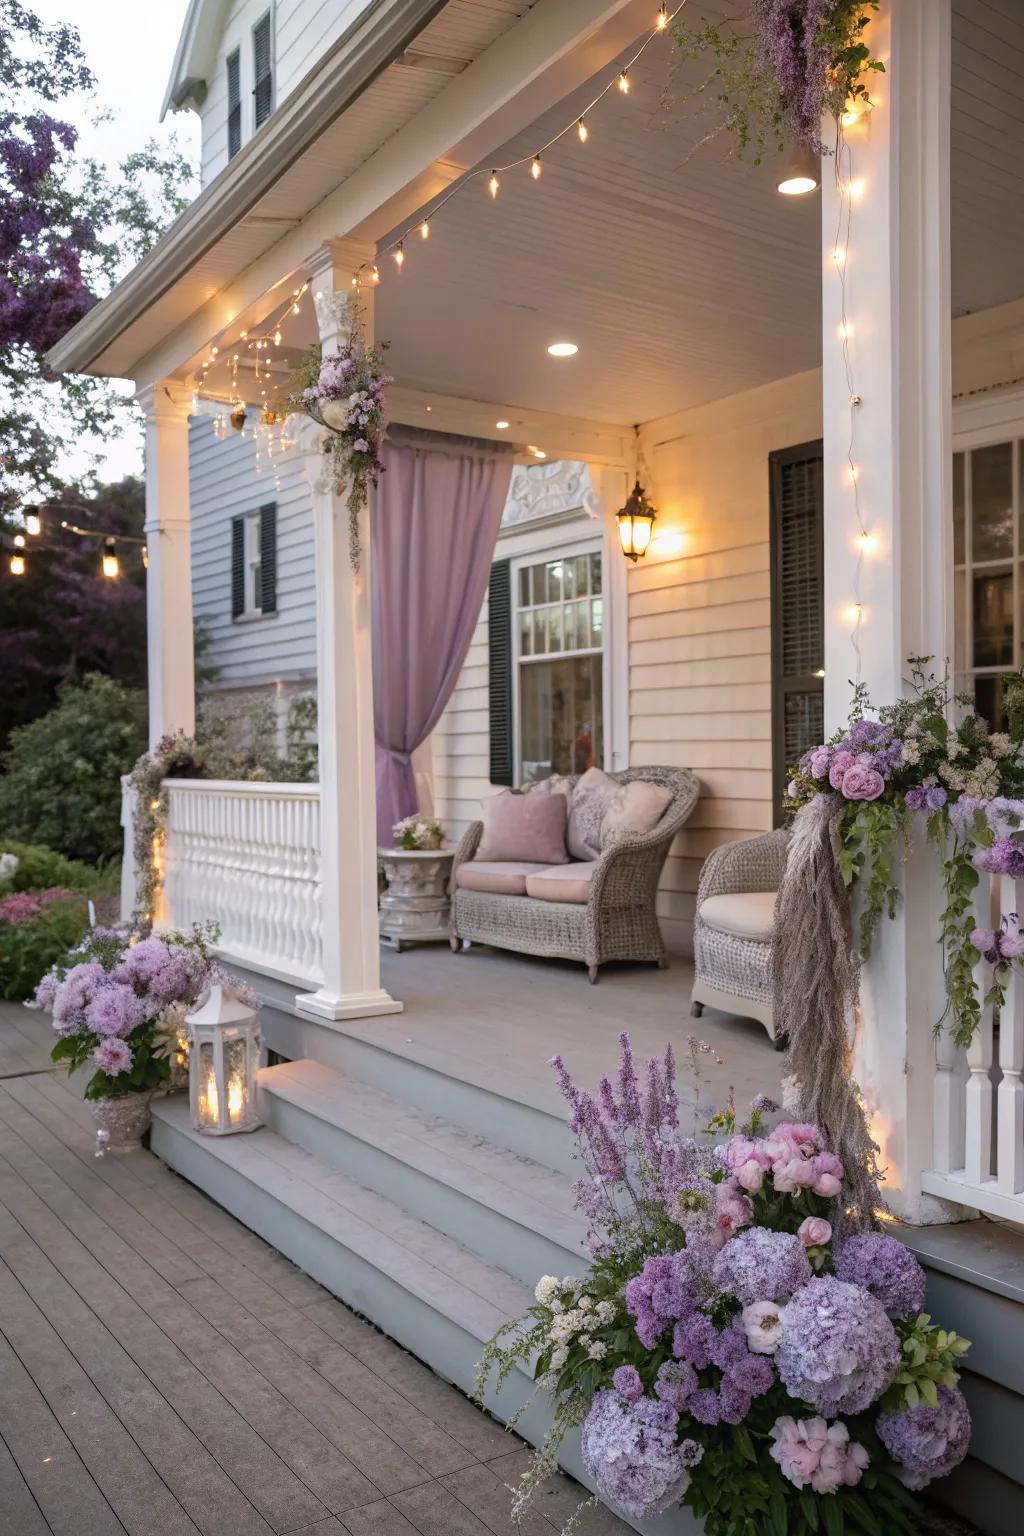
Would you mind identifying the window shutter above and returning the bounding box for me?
[259,502,277,615]
[253,13,273,128]
[488,560,514,786]
[769,441,824,818]
[227,49,241,159]
[231,515,245,618]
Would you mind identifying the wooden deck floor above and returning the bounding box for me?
[0,1004,628,1536]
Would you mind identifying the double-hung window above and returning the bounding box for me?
[231,504,277,620]
[954,438,1020,727]
[513,548,604,781]
[253,12,274,130]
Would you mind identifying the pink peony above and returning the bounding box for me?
[92,1037,134,1076]
[713,1182,753,1240]
[798,1216,833,1247]
[812,1151,844,1197]
[770,1416,869,1495]
[809,749,832,779]
[840,765,885,801]
[772,1156,819,1193]
[741,1300,784,1354]
[735,1159,766,1193]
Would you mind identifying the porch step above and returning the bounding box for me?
[257,1059,588,1284]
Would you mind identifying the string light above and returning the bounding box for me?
[24,508,41,537]
[617,71,630,94]
[101,538,120,579]
[371,264,380,284]
[577,118,589,143]
[488,171,499,198]
[13,533,25,548]
[832,124,869,677]
[393,242,405,267]
[657,5,670,29]
[419,219,430,239]
[531,155,542,180]
[9,553,25,576]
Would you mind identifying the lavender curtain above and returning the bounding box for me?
[371,427,513,844]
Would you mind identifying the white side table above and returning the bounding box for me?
[378,846,455,950]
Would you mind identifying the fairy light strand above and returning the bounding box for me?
[831,130,867,680]
[350,4,688,285]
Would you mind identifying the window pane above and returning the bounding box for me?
[590,552,602,595]
[975,675,1009,733]
[532,563,548,605]
[953,453,965,565]
[546,561,563,602]
[591,597,604,647]
[972,443,1013,561]
[519,609,532,657]
[570,599,587,651]
[252,562,262,611]
[547,605,563,652]
[973,569,1013,666]
[519,567,531,606]
[520,655,604,778]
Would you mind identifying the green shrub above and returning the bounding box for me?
[0,674,147,864]
[0,897,91,1000]
[0,840,97,893]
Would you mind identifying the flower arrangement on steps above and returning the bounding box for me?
[288,295,393,571]
[478,1036,970,1536]
[31,922,256,1153]
[787,657,1024,1046]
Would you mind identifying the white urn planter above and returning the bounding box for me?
[378,846,455,950]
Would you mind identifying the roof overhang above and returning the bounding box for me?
[161,0,230,116]
[51,0,449,376]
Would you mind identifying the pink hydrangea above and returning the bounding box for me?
[770,1416,869,1494]
[92,1037,134,1076]
[51,962,108,1037]
[86,983,146,1039]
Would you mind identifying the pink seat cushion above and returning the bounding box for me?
[524,863,597,905]
[456,861,552,896]
[475,790,569,864]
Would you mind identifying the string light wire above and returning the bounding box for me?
[831,129,867,681]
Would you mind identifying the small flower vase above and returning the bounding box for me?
[320,399,348,431]
[91,1090,153,1158]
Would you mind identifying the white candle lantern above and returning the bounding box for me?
[187,985,263,1135]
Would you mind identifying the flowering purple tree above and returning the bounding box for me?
[0,2,196,503]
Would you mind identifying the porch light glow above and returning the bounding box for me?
[531,155,542,180]
[9,553,25,576]
[577,118,588,143]
[419,220,430,239]
[776,144,820,195]
[616,479,657,562]
[656,6,669,29]
[101,538,119,579]
[495,420,510,429]
[547,342,578,357]
[393,242,405,268]
[187,985,262,1136]
[24,507,41,536]
[371,264,380,284]
[489,171,499,197]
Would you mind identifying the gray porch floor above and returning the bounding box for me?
[371,944,782,1125]
[0,1003,629,1536]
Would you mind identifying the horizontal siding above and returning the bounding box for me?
[189,414,317,688]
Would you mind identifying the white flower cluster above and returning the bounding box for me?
[534,1275,616,1369]
[392,814,444,849]
[0,851,19,887]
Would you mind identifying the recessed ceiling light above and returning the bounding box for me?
[495,420,510,429]
[547,342,578,357]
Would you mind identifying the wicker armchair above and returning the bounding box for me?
[691,829,789,1045]
[449,766,700,982]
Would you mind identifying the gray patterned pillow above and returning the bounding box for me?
[567,767,619,861]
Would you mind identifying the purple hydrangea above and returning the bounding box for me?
[580,1389,702,1520]
[624,1245,713,1348]
[114,936,174,985]
[51,962,108,1037]
[712,1227,812,1305]
[776,1276,900,1415]
[85,983,146,1040]
[973,836,1024,879]
[672,1314,774,1425]
[835,1233,927,1318]
[92,1037,134,1076]
[612,1365,644,1403]
[877,1385,971,1490]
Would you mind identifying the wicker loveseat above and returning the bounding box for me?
[691,829,789,1045]
[449,766,699,982]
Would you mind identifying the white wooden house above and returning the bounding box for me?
[49,3,1024,1529]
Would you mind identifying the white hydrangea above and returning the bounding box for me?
[901,740,921,766]
[595,1300,617,1323]
[550,1346,568,1369]
[588,1340,608,1360]
[534,1275,561,1306]
[578,1295,593,1312]
[0,851,18,886]
[990,732,1014,759]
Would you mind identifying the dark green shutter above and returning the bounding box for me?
[253,12,273,127]
[259,502,277,614]
[227,49,241,159]
[231,516,245,617]
[770,440,824,819]
[488,560,514,786]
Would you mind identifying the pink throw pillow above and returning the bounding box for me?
[475,791,570,864]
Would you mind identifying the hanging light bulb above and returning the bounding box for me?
[13,533,25,548]
[577,118,588,143]
[101,538,120,579]
[142,545,149,570]
[393,242,405,268]
[531,155,542,180]
[24,507,41,537]
[9,553,26,577]
[419,219,430,240]
[370,264,380,284]
[656,4,670,29]
[488,171,500,198]
[273,329,282,346]
[617,71,630,94]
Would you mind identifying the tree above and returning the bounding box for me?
[0,1,197,504]
[0,477,148,748]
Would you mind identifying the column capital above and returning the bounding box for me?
[303,237,376,288]
[136,379,193,422]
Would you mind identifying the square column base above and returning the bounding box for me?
[294,987,404,1022]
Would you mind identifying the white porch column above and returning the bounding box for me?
[295,239,402,1022]
[822,0,960,1221]
[137,381,195,748]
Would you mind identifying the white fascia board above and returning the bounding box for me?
[161,0,231,118]
[129,0,647,390]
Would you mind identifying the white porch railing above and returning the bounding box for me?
[923,872,1024,1222]
[162,779,324,986]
